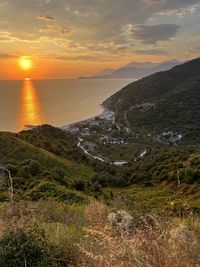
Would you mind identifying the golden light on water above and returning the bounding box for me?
[20,79,42,129]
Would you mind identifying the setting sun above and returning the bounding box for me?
[19,57,32,70]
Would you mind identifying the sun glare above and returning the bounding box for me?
[19,57,32,70]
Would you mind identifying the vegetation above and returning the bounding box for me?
[0,130,92,202]
[103,58,200,144]
[0,200,199,266]
[0,124,199,266]
[0,124,199,205]
[0,58,200,266]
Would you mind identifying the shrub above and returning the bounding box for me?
[28,160,43,176]
[0,223,50,267]
[18,165,31,178]
[73,179,86,191]
[18,160,44,178]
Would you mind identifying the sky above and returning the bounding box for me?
[0,0,200,79]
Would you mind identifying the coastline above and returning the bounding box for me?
[60,107,114,130]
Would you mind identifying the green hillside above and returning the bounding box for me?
[1,125,199,206]
[103,58,200,144]
[0,130,93,202]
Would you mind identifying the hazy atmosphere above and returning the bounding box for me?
[0,0,200,79]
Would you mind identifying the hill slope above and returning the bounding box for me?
[0,130,93,202]
[103,57,200,143]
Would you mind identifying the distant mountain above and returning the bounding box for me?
[103,57,200,144]
[93,68,115,77]
[79,60,182,79]
[123,61,156,69]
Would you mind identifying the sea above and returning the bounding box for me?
[0,79,134,132]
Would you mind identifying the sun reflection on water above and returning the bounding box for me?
[20,79,42,129]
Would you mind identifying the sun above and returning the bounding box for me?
[19,57,32,70]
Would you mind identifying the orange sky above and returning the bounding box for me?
[0,53,188,80]
[0,0,199,79]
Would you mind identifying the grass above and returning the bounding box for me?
[0,199,199,266]
[78,216,200,267]
[0,132,93,202]
[96,143,148,161]
[104,183,200,213]
[0,132,93,180]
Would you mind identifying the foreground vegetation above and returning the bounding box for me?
[0,124,199,266]
[0,200,199,267]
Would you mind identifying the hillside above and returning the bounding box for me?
[0,126,199,266]
[0,129,93,202]
[0,95,199,267]
[103,57,200,144]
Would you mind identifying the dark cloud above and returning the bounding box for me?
[134,24,181,44]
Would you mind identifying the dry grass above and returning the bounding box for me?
[77,203,200,267]
[0,200,199,267]
[84,199,108,226]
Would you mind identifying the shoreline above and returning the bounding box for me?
[60,107,114,130]
[23,107,114,132]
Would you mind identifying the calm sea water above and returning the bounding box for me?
[0,79,134,132]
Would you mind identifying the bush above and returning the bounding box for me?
[29,160,43,176]
[18,165,31,178]
[181,169,200,184]
[73,179,86,191]
[0,223,50,267]
[18,160,44,178]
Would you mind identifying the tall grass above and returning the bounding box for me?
[0,200,199,266]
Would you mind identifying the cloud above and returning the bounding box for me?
[156,4,200,17]
[189,46,200,53]
[0,53,17,59]
[143,0,165,5]
[134,24,181,44]
[0,31,12,41]
[135,49,168,55]
[60,26,72,34]
[37,14,55,22]
[55,55,98,61]
[0,0,199,62]
[144,0,199,10]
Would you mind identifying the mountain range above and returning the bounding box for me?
[79,59,182,79]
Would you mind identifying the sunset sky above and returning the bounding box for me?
[0,0,200,79]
